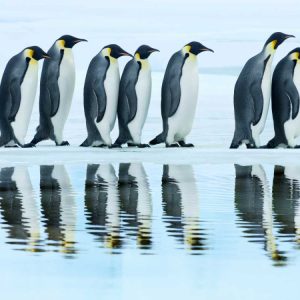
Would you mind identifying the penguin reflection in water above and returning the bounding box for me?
[40,165,77,254]
[230,32,294,149]
[162,165,205,252]
[150,42,213,147]
[118,163,152,248]
[84,164,122,249]
[266,49,300,148]
[113,45,159,148]
[234,164,286,263]
[0,47,49,147]
[0,166,41,252]
[26,35,87,147]
[81,45,132,147]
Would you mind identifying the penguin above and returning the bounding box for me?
[113,45,159,148]
[266,48,300,148]
[149,41,213,147]
[80,45,132,147]
[230,32,294,149]
[26,35,87,147]
[0,46,50,147]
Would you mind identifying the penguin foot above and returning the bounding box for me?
[4,145,19,148]
[138,144,150,148]
[178,141,194,147]
[110,144,122,149]
[127,143,136,147]
[166,143,180,148]
[23,142,36,148]
[58,141,70,146]
[294,145,300,149]
[94,144,107,148]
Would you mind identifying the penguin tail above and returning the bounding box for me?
[80,138,91,147]
[149,133,165,145]
[263,138,282,149]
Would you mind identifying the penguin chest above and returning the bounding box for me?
[252,58,273,136]
[11,61,38,144]
[128,67,151,136]
[168,57,199,140]
[96,62,120,133]
[52,49,75,134]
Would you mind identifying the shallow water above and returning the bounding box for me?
[1,162,300,299]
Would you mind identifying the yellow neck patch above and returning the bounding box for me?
[135,52,149,69]
[182,45,191,54]
[57,39,65,49]
[101,47,117,63]
[24,49,37,64]
[291,52,299,61]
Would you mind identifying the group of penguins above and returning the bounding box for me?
[0,34,213,148]
[1,32,299,149]
[231,32,300,149]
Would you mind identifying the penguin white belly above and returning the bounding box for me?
[167,57,199,143]
[95,62,120,146]
[52,49,75,144]
[11,62,38,145]
[128,67,151,144]
[285,63,300,142]
[251,57,273,146]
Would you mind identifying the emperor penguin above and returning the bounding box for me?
[80,45,132,147]
[266,48,300,148]
[230,32,294,149]
[0,46,50,147]
[113,45,159,148]
[149,42,213,147]
[26,35,87,147]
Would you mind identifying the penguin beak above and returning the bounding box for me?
[285,34,295,40]
[74,38,88,44]
[201,47,214,53]
[120,51,133,57]
[149,48,160,53]
[42,54,51,59]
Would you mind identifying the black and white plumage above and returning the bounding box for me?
[230,32,294,149]
[27,35,87,147]
[0,46,49,147]
[266,48,300,148]
[113,45,159,148]
[81,44,132,147]
[149,41,213,147]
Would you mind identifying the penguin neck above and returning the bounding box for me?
[23,49,38,65]
[263,41,276,60]
[134,53,150,69]
[181,48,197,62]
[101,49,117,64]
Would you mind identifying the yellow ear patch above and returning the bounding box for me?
[291,52,299,61]
[25,49,34,58]
[272,40,277,49]
[57,39,65,49]
[182,45,191,53]
[135,52,141,60]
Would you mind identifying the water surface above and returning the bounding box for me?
[0,162,299,299]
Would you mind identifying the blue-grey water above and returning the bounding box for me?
[0,162,299,299]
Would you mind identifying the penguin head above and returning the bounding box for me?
[24,46,50,61]
[134,45,159,60]
[101,44,132,59]
[183,41,214,56]
[264,32,295,50]
[57,35,87,49]
[288,48,300,61]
